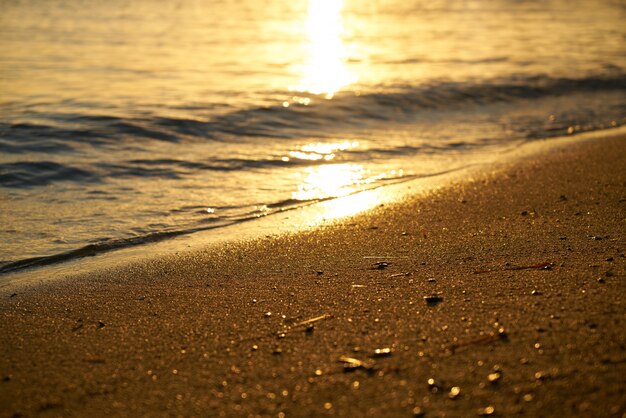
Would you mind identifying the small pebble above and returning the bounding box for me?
[449,386,461,399]
[374,262,390,270]
[427,378,442,393]
[424,295,443,306]
[372,347,393,357]
[478,405,495,416]
[412,406,425,417]
[488,372,502,383]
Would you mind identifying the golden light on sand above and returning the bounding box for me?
[293,164,365,200]
[292,161,383,221]
[316,188,381,219]
[292,0,356,98]
[293,158,385,198]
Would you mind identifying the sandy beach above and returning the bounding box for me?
[1,131,625,417]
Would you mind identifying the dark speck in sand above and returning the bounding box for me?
[597,277,605,283]
[71,319,84,332]
[531,290,542,296]
[137,295,145,301]
[424,295,443,306]
[9,293,17,298]
[372,262,390,270]
[97,321,105,329]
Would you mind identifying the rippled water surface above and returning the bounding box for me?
[1,0,625,271]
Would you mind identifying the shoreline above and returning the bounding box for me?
[1,130,625,417]
[3,127,624,291]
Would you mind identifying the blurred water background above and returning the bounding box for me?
[1,0,625,271]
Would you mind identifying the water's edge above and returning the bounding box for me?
[2,125,624,289]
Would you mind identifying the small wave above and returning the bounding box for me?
[0,161,100,188]
[200,73,626,138]
[0,169,438,275]
[0,199,306,274]
[0,122,112,154]
[3,73,623,154]
[383,56,509,65]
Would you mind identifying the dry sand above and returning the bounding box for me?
[1,132,625,417]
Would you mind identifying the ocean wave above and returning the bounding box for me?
[0,161,100,188]
[2,73,624,154]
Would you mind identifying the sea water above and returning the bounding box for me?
[1,0,625,272]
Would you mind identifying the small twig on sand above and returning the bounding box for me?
[505,262,553,271]
[474,262,554,274]
[338,355,375,372]
[293,314,332,328]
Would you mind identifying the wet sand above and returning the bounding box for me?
[1,132,625,417]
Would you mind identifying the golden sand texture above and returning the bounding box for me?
[1,133,624,417]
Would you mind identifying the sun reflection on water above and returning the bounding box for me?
[292,0,356,98]
[283,140,359,162]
